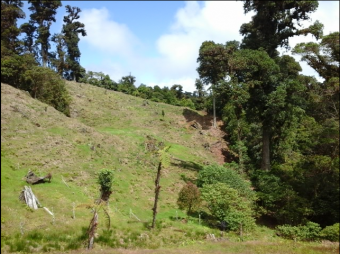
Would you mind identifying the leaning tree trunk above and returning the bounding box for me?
[88,211,98,250]
[151,162,162,229]
[261,124,271,171]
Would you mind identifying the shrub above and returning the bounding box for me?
[319,223,339,242]
[197,164,256,201]
[299,222,322,241]
[22,66,71,116]
[177,182,201,215]
[276,221,321,241]
[97,168,114,201]
[201,183,255,231]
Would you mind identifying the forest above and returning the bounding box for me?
[1,0,339,249]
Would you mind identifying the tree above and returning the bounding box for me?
[97,168,114,203]
[290,32,339,227]
[238,0,323,170]
[197,41,229,128]
[240,0,323,58]
[20,21,38,56]
[193,78,207,110]
[1,47,37,88]
[50,33,67,76]
[27,0,62,67]
[81,168,114,250]
[62,5,86,81]
[151,146,171,229]
[293,32,339,82]
[170,84,184,100]
[177,182,201,215]
[228,48,280,170]
[1,0,25,53]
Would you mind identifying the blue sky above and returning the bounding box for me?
[19,1,339,92]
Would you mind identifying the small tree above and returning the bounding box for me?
[177,182,201,215]
[201,183,255,232]
[97,168,114,203]
[151,146,171,229]
[82,168,114,250]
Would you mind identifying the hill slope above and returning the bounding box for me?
[1,81,228,252]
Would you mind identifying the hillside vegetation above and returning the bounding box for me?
[1,82,338,254]
[1,81,223,252]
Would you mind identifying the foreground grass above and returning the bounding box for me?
[3,239,339,254]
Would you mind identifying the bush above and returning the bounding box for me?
[1,51,37,88]
[98,168,114,201]
[197,164,256,201]
[22,66,71,116]
[276,221,321,241]
[177,182,201,215]
[201,183,255,231]
[319,223,339,242]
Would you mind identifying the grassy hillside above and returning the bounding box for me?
[1,82,338,254]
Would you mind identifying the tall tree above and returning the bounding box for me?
[239,0,323,170]
[292,33,339,226]
[1,0,25,53]
[50,33,67,76]
[27,0,62,67]
[240,0,323,58]
[293,32,339,83]
[20,21,37,55]
[62,5,86,81]
[118,74,136,94]
[197,41,229,128]
[1,1,39,89]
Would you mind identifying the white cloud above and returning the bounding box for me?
[153,1,254,92]
[79,7,139,58]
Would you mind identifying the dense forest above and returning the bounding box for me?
[1,0,339,244]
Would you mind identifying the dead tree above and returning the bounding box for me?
[151,161,162,229]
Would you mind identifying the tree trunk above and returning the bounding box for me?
[151,162,162,228]
[237,119,244,173]
[213,93,217,128]
[261,124,271,171]
[88,211,98,250]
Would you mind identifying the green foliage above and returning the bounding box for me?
[1,51,38,88]
[97,168,114,194]
[293,32,339,82]
[157,146,171,167]
[201,183,255,231]
[319,223,339,242]
[27,0,62,67]
[251,169,315,225]
[276,222,322,241]
[241,0,322,57]
[22,66,71,116]
[197,164,256,201]
[197,41,229,85]
[1,0,25,53]
[62,5,87,81]
[177,182,201,214]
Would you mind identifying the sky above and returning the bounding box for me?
[19,1,339,93]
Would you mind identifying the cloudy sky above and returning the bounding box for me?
[20,1,339,92]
